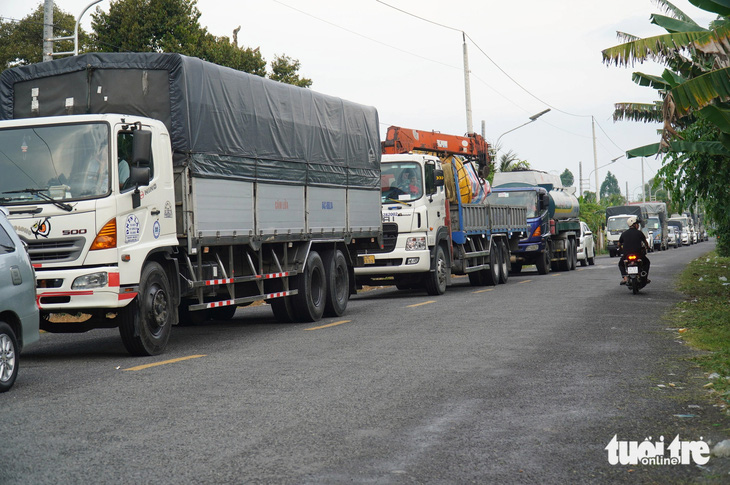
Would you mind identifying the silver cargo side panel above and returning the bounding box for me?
[348,189,381,234]
[307,187,347,234]
[256,184,305,236]
[191,178,254,237]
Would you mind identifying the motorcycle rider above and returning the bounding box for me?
[618,215,650,285]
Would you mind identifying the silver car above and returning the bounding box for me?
[0,207,40,392]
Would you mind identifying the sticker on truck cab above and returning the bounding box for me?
[125,214,141,244]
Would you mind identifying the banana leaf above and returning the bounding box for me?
[626,143,661,158]
[698,104,730,132]
[603,31,712,66]
[613,102,663,122]
[651,14,708,33]
[671,67,730,114]
[689,0,730,16]
[632,71,671,89]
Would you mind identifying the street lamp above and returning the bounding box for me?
[587,155,624,197]
[494,109,551,160]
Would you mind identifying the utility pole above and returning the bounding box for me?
[592,117,600,202]
[462,32,473,134]
[43,0,54,61]
[641,157,646,202]
[626,182,629,203]
[579,161,583,197]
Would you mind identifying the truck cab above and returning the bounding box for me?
[356,154,448,291]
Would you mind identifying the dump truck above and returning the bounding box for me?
[0,53,381,355]
[489,170,581,274]
[355,126,528,294]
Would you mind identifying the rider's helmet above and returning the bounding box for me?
[626,216,638,227]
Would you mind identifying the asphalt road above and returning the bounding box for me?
[1,240,727,484]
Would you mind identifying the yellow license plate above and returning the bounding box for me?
[362,255,375,265]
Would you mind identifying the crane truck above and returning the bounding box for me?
[355,126,528,294]
[489,171,581,274]
[0,52,382,356]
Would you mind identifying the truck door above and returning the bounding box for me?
[424,160,445,246]
[115,126,173,272]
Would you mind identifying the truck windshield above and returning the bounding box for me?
[488,191,539,218]
[0,123,110,204]
[646,217,660,230]
[607,216,630,231]
[381,163,423,202]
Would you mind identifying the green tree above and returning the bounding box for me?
[600,171,621,200]
[269,54,312,88]
[91,0,308,85]
[560,168,574,187]
[602,0,730,254]
[497,150,530,172]
[0,5,88,68]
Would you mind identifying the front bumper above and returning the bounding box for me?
[36,266,137,311]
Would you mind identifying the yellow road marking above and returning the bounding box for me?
[551,273,562,276]
[123,354,206,371]
[472,288,494,293]
[305,320,350,331]
[518,279,532,284]
[407,300,436,308]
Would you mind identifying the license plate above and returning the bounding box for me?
[627,266,639,275]
[362,255,375,265]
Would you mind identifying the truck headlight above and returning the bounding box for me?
[72,271,108,289]
[405,237,427,251]
[524,244,539,252]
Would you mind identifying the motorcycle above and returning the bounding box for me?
[622,253,647,294]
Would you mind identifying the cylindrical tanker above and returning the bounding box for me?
[547,188,580,220]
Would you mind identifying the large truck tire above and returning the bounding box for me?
[323,249,349,317]
[118,262,173,356]
[425,245,447,295]
[0,321,19,392]
[498,239,509,284]
[569,239,577,270]
[536,247,550,275]
[292,250,326,322]
[483,240,500,286]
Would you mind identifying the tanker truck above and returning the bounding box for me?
[488,170,580,274]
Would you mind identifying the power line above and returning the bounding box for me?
[375,0,592,119]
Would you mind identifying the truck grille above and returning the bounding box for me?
[24,237,85,264]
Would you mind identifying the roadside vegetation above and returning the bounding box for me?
[671,251,730,409]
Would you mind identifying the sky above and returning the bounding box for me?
[1,0,719,200]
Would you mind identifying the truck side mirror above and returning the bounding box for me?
[130,166,150,209]
[434,169,445,188]
[132,129,152,165]
[541,193,550,210]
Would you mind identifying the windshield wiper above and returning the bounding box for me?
[382,198,411,207]
[3,188,73,212]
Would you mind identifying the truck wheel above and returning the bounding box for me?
[569,239,577,270]
[498,239,509,284]
[425,245,448,295]
[0,322,19,393]
[292,250,326,322]
[483,240,500,286]
[118,262,173,356]
[536,247,550,275]
[587,246,595,266]
[323,249,349,317]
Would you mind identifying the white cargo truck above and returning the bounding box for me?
[0,53,381,355]
[355,126,527,294]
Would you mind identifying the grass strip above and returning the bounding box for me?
[672,250,730,409]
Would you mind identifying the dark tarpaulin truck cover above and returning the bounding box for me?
[0,52,380,189]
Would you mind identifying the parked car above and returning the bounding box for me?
[0,207,39,392]
[577,221,596,266]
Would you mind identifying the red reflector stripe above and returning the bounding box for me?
[118,292,137,301]
[206,300,235,309]
[205,278,234,286]
[109,272,120,287]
